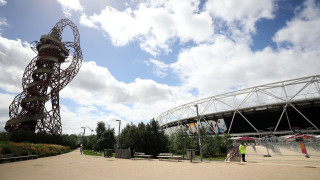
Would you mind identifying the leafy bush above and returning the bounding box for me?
[0,141,70,157]
[66,146,70,151]
[0,143,12,154]
[7,130,78,150]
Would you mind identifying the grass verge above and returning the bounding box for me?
[83,150,102,156]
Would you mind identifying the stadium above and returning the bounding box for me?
[156,75,320,137]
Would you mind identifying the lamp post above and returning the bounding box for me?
[81,127,85,145]
[81,127,86,136]
[194,104,203,162]
[264,127,274,157]
[116,120,121,149]
[266,127,274,142]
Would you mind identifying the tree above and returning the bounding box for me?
[198,127,213,158]
[144,119,168,157]
[85,135,97,150]
[10,129,35,143]
[82,136,89,149]
[221,134,231,154]
[119,123,137,149]
[168,133,176,154]
[95,127,116,151]
[201,132,231,157]
[213,134,222,156]
[0,131,10,141]
[135,122,146,152]
[96,121,106,139]
[116,119,169,156]
[64,134,79,149]
[173,129,193,156]
[202,135,214,158]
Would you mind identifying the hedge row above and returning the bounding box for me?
[0,141,70,157]
[0,130,78,150]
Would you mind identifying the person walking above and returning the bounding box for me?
[80,144,83,155]
[239,142,246,162]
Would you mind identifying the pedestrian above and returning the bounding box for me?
[80,144,83,155]
[239,142,246,162]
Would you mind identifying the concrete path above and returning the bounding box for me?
[1,149,320,180]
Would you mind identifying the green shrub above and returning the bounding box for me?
[0,132,10,141]
[8,130,78,150]
[0,141,70,157]
[0,143,12,154]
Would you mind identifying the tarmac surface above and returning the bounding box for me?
[0,147,320,180]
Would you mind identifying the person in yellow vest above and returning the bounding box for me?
[239,142,247,162]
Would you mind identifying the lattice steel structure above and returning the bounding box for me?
[5,19,82,134]
[157,75,320,136]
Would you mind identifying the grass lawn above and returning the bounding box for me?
[83,150,102,156]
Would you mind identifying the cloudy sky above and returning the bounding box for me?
[0,0,319,135]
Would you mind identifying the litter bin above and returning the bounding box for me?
[187,149,195,162]
[104,149,113,157]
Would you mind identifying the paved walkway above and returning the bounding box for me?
[0,149,320,180]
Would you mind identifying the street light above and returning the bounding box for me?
[81,127,86,136]
[81,127,86,145]
[266,127,274,142]
[116,120,121,149]
[264,127,274,157]
[194,104,203,162]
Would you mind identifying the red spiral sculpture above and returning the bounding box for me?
[5,19,82,134]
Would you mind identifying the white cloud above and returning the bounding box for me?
[79,0,276,55]
[57,0,83,17]
[205,0,275,24]
[0,0,7,6]
[56,60,196,128]
[168,32,320,98]
[0,36,35,93]
[0,93,14,132]
[79,14,98,28]
[273,0,320,51]
[205,0,275,43]
[146,0,320,98]
[145,59,170,78]
[61,60,194,106]
[79,0,213,56]
[60,105,126,135]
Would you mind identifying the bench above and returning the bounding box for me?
[29,155,39,159]
[10,157,20,162]
[157,153,182,162]
[0,154,38,163]
[0,158,11,163]
[19,156,30,160]
[133,152,152,160]
[0,154,13,163]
